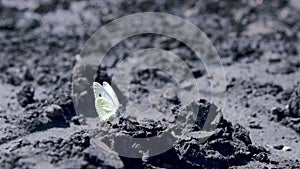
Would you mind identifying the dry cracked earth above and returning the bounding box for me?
[0,0,300,168]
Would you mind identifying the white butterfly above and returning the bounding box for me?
[93,81,123,122]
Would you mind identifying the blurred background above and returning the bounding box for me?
[0,0,299,168]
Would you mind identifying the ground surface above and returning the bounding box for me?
[0,0,300,168]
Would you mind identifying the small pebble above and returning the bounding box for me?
[273,145,292,151]
[282,146,292,151]
[273,145,284,150]
[17,84,35,107]
[249,121,263,129]
[24,68,34,81]
[45,104,64,118]
[9,75,22,86]
[250,111,257,117]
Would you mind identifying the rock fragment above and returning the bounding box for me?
[45,104,64,119]
[17,84,35,107]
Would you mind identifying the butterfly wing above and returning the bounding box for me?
[95,97,116,121]
[102,82,120,106]
[100,111,116,122]
[93,81,122,122]
[93,82,120,106]
[93,82,114,103]
[93,82,102,99]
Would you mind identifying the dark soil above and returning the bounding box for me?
[0,0,300,168]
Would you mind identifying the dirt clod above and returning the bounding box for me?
[45,104,64,119]
[17,84,35,107]
[0,0,299,168]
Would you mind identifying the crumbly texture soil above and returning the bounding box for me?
[0,0,300,168]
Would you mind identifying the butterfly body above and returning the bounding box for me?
[93,81,123,121]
